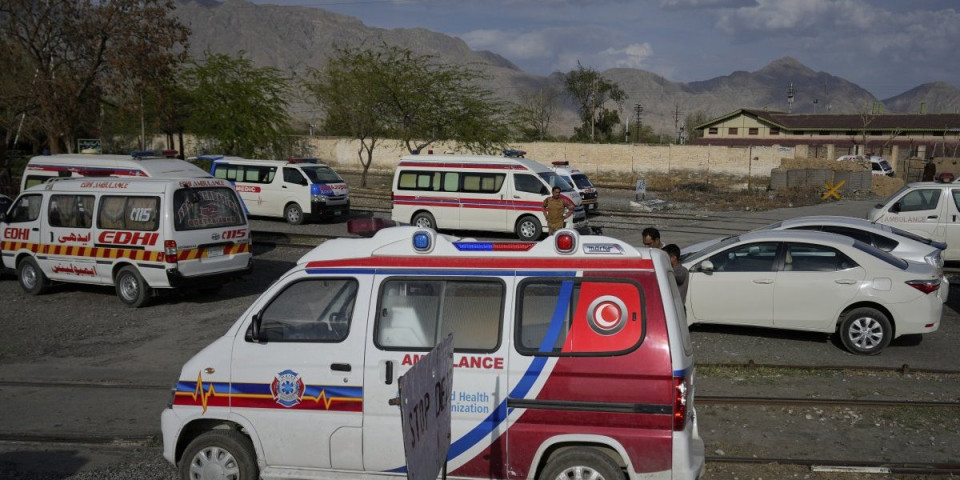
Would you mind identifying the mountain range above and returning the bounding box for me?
[174,0,960,136]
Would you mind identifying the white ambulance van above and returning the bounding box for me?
[0,177,252,307]
[550,160,600,212]
[391,154,589,241]
[868,176,960,260]
[161,224,704,480]
[209,157,350,225]
[20,152,211,192]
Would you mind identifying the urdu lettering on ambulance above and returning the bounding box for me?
[168,232,688,478]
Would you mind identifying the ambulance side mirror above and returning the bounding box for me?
[246,312,266,343]
[890,202,901,214]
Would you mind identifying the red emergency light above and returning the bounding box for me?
[347,217,397,237]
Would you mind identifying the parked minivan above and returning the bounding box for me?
[210,157,350,224]
[550,160,600,212]
[20,152,211,192]
[391,153,588,240]
[868,176,960,260]
[160,226,705,480]
[0,177,252,307]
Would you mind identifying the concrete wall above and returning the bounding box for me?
[283,137,792,178]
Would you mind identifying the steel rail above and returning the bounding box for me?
[698,396,960,408]
[697,361,960,376]
[706,456,960,475]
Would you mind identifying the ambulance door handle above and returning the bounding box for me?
[513,195,520,199]
[384,360,394,385]
[32,227,39,232]
[331,363,351,372]
[928,215,938,219]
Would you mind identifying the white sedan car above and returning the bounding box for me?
[681,230,942,355]
[682,215,949,303]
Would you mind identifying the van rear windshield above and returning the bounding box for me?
[173,187,246,231]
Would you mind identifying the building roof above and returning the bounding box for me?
[697,108,960,133]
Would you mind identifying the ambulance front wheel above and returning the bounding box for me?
[115,266,152,308]
[179,429,258,480]
[17,257,49,295]
[284,203,304,225]
[539,449,625,480]
[516,215,543,241]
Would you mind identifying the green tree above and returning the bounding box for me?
[305,45,510,186]
[512,85,561,141]
[0,0,189,154]
[684,110,709,143]
[181,52,291,158]
[562,62,626,143]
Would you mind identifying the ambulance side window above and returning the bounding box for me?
[376,278,503,352]
[517,278,646,356]
[8,194,43,223]
[48,195,95,228]
[97,196,160,231]
[283,167,306,185]
[257,278,358,342]
[514,174,548,195]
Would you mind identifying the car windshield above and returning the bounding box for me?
[570,173,593,189]
[538,172,574,192]
[301,166,343,184]
[684,235,741,263]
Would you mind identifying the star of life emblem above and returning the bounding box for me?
[271,369,305,408]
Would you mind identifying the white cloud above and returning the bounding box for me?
[660,0,757,9]
[598,43,654,69]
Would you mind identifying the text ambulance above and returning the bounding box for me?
[391,154,589,241]
[20,152,211,192]
[161,224,704,480]
[0,178,252,307]
[209,157,350,225]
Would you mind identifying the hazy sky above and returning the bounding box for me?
[250,0,959,99]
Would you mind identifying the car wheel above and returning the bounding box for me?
[411,212,436,230]
[284,203,304,225]
[516,215,542,241]
[179,430,258,480]
[17,257,48,295]
[838,307,892,355]
[539,449,624,480]
[115,266,151,308]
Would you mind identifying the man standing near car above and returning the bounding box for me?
[642,227,664,249]
[542,186,573,235]
[663,244,689,303]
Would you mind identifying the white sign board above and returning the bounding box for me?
[635,179,647,201]
[399,334,454,480]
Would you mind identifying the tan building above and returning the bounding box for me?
[694,109,960,159]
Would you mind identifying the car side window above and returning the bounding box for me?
[8,194,43,223]
[784,243,858,272]
[257,278,357,342]
[897,189,941,212]
[513,174,548,195]
[283,167,306,185]
[707,242,779,272]
[820,226,875,247]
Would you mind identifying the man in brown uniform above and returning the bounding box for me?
[542,186,573,235]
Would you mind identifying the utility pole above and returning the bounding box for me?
[634,103,643,142]
[590,77,597,142]
[786,83,796,113]
[674,105,682,144]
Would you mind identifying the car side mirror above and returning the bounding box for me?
[890,202,901,214]
[0,212,6,223]
[698,260,715,274]
[246,312,266,343]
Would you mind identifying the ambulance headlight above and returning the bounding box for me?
[311,194,327,203]
[412,230,435,253]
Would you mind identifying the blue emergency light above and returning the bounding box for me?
[412,231,432,251]
[130,150,156,158]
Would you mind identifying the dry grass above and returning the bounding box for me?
[592,170,829,212]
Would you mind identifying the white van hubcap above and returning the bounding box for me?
[189,446,240,480]
[553,465,608,480]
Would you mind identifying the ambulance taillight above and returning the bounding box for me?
[673,374,691,431]
[164,240,178,264]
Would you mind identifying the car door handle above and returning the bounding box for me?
[835,279,858,285]
[331,363,351,372]
[928,215,938,219]
[753,279,774,284]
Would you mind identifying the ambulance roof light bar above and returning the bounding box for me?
[551,160,570,166]
[286,157,319,164]
[503,149,526,158]
[196,154,225,161]
[130,150,157,159]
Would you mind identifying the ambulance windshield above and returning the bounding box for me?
[538,172,574,192]
[301,166,343,184]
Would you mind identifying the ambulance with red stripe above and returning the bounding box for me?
[0,177,252,307]
[392,154,589,241]
[160,223,704,480]
[20,152,211,192]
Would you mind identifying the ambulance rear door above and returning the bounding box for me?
[41,192,101,283]
[229,270,371,470]
[362,274,512,477]
[169,184,250,277]
[1,193,45,271]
